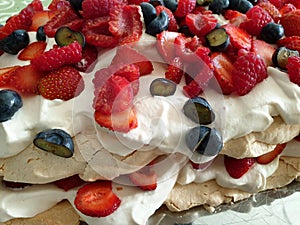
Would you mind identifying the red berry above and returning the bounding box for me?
[280,10,300,37]
[185,12,218,37]
[258,1,281,22]
[286,56,300,86]
[174,0,196,18]
[165,57,184,84]
[277,36,300,53]
[54,174,85,191]
[155,5,178,32]
[18,41,47,61]
[128,167,157,191]
[156,31,180,63]
[0,66,20,87]
[232,52,267,96]
[75,44,98,72]
[224,156,256,179]
[257,143,286,164]
[29,10,55,31]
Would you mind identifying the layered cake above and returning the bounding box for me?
[0,0,300,224]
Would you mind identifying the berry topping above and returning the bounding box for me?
[277,36,300,53]
[224,156,256,179]
[150,78,177,97]
[128,166,158,191]
[18,41,47,61]
[75,44,98,72]
[259,22,284,44]
[183,97,215,124]
[257,143,287,164]
[33,128,74,158]
[140,2,157,27]
[38,66,84,100]
[156,30,180,63]
[74,180,121,217]
[186,126,223,159]
[251,39,276,67]
[165,56,184,84]
[228,0,253,14]
[146,11,169,36]
[205,27,230,52]
[54,174,85,191]
[81,0,124,19]
[222,23,251,51]
[287,56,300,86]
[29,10,55,32]
[0,30,30,55]
[31,41,82,73]
[280,10,300,37]
[0,66,20,87]
[55,26,85,47]
[272,46,299,70]
[185,12,218,37]
[0,90,23,123]
[174,0,196,18]
[155,5,178,31]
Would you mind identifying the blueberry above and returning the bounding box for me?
[150,78,177,96]
[206,27,230,52]
[36,26,46,42]
[140,2,157,27]
[0,29,30,54]
[68,0,83,11]
[259,22,284,44]
[178,25,194,37]
[33,129,74,158]
[55,26,85,47]
[149,0,164,7]
[208,0,230,14]
[186,126,223,157]
[272,47,299,70]
[183,97,215,125]
[0,90,23,122]
[228,0,253,14]
[146,11,169,36]
[163,0,178,12]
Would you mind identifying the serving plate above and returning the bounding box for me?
[1,1,300,224]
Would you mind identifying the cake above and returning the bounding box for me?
[0,0,300,224]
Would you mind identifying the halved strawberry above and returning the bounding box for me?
[165,56,184,84]
[156,31,180,63]
[277,36,300,53]
[48,0,72,12]
[54,174,85,191]
[29,10,55,31]
[38,66,84,100]
[0,66,20,87]
[9,65,44,95]
[280,10,300,37]
[18,41,47,61]
[183,80,202,98]
[74,180,121,217]
[251,39,276,67]
[224,156,256,179]
[128,169,157,191]
[256,143,287,164]
[222,23,252,51]
[111,45,153,75]
[174,0,196,18]
[185,12,217,37]
[94,107,138,132]
[211,52,234,95]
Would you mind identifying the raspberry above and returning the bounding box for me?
[232,52,267,95]
[174,0,197,18]
[286,56,300,86]
[240,6,273,36]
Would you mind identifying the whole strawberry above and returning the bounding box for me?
[280,10,300,37]
[286,56,300,86]
[38,66,84,100]
[232,52,267,96]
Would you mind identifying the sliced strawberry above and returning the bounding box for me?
[256,143,287,164]
[93,73,134,114]
[82,17,119,48]
[279,3,296,16]
[280,10,300,37]
[222,23,252,51]
[128,169,157,191]
[94,107,138,132]
[48,0,72,12]
[156,31,180,63]
[183,80,203,98]
[109,5,143,44]
[185,12,218,37]
[211,52,234,95]
[75,44,98,72]
[111,45,153,75]
[165,57,184,84]
[38,66,84,100]
[29,10,55,31]
[155,5,178,32]
[189,160,212,170]
[0,66,20,87]
[128,0,148,4]
[174,0,196,18]
[277,36,300,53]
[54,174,85,191]
[31,41,82,73]
[9,65,44,95]
[18,41,47,61]
[224,156,256,179]
[74,180,121,217]
[251,39,276,67]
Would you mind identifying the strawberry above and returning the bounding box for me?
[268,0,284,9]
[18,41,47,61]
[294,134,300,141]
[279,3,296,15]
[29,10,55,31]
[240,6,273,36]
[111,45,153,75]
[108,5,143,44]
[156,31,180,63]
[183,80,203,98]
[54,174,85,191]
[251,39,276,67]
[285,0,300,9]
[258,1,281,22]
[38,66,84,100]
[31,41,82,73]
[277,36,300,52]
[75,44,98,72]
[211,52,234,95]
[232,52,267,96]
[74,180,121,217]
[185,12,218,37]
[128,0,148,4]
[82,17,120,48]
[174,0,197,18]
[0,66,20,87]
[93,73,134,114]
[257,143,287,164]
[222,23,252,51]
[48,0,72,12]
[128,168,157,191]
[94,107,138,132]
[190,160,212,170]
[280,10,300,37]
[165,57,184,84]
[286,56,300,86]
[224,156,256,179]
[155,5,178,32]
